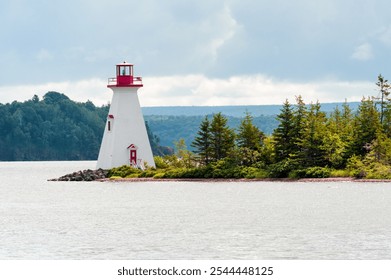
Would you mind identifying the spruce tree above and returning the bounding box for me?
[350,97,381,157]
[375,74,390,126]
[325,103,352,168]
[210,113,235,161]
[291,95,308,159]
[236,111,265,166]
[297,101,328,167]
[191,116,212,165]
[272,99,295,162]
[237,111,264,151]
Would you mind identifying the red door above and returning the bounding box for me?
[130,150,137,165]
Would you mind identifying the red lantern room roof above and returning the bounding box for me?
[107,61,143,88]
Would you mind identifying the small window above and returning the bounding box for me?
[108,121,111,131]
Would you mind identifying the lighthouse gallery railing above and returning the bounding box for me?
[108,77,143,86]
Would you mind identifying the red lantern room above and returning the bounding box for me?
[108,61,143,88]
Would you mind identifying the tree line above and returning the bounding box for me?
[0,91,168,160]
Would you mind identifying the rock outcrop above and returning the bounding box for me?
[49,168,109,181]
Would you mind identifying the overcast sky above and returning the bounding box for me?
[1,0,390,106]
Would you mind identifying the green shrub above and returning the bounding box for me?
[153,172,166,179]
[267,159,298,178]
[139,169,158,178]
[289,167,331,178]
[329,169,351,177]
[364,162,391,179]
[125,173,140,178]
[154,156,169,169]
[108,165,142,178]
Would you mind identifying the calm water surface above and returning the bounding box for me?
[0,161,390,259]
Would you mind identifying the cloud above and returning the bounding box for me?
[36,49,53,62]
[378,25,391,46]
[142,75,372,106]
[197,5,240,63]
[0,79,109,106]
[351,43,374,61]
[2,0,391,84]
[0,75,373,107]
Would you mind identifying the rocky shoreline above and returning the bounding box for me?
[49,168,109,181]
[49,169,391,182]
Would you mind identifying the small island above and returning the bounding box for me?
[51,75,391,182]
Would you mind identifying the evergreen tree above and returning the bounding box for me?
[191,116,213,165]
[375,74,390,126]
[350,97,381,157]
[325,101,354,167]
[236,111,265,166]
[291,95,308,158]
[374,74,391,137]
[297,101,328,167]
[272,99,295,162]
[237,111,264,151]
[210,113,235,161]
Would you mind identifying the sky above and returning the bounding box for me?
[1,0,391,107]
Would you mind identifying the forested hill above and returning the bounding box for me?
[0,91,358,161]
[0,92,108,161]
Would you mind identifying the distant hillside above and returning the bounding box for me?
[144,114,278,148]
[142,102,360,117]
[0,93,361,160]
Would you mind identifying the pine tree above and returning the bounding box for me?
[191,116,213,165]
[210,113,235,161]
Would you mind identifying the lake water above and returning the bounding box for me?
[0,161,391,260]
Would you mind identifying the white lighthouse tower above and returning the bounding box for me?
[96,62,155,169]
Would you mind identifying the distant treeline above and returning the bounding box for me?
[0,92,281,161]
[0,92,170,161]
[0,92,106,160]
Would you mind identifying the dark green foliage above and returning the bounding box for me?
[349,97,381,157]
[272,99,295,162]
[290,167,331,178]
[191,116,212,165]
[296,101,328,167]
[267,158,299,178]
[236,111,264,152]
[0,92,169,160]
[108,165,142,178]
[0,92,108,160]
[210,113,235,161]
[375,74,390,126]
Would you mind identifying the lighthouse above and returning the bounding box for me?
[96,62,155,169]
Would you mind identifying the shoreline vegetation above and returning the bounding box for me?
[49,167,391,182]
[49,74,391,181]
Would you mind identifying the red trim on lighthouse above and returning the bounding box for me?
[107,62,143,88]
[130,150,137,165]
[127,144,138,166]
